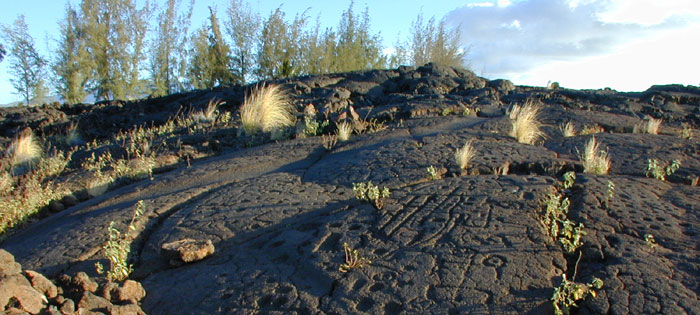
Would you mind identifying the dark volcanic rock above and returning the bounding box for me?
[1,64,699,314]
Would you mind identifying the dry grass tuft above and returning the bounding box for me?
[337,122,353,141]
[559,122,577,137]
[634,118,662,135]
[193,98,225,123]
[240,84,296,135]
[578,136,611,175]
[8,128,42,173]
[454,139,476,171]
[509,100,545,145]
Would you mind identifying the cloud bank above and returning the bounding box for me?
[446,0,700,89]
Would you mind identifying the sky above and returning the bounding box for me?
[0,0,699,105]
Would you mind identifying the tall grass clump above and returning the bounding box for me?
[193,98,225,124]
[454,139,476,171]
[509,100,545,145]
[634,118,662,135]
[240,84,296,135]
[7,128,42,174]
[578,137,611,175]
[560,122,577,137]
[337,122,353,141]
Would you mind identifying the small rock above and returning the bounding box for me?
[48,200,65,213]
[488,79,515,93]
[0,249,22,276]
[161,238,215,265]
[77,291,111,312]
[44,305,62,315]
[100,281,119,301]
[108,303,146,315]
[61,194,79,207]
[72,272,98,293]
[73,189,90,201]
[60,298,75,315]
[116,280,146,304]
[25,270,58,299]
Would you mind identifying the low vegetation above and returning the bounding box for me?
[645,158,681,181]
[509,100,545,145]
[1,129,72,237]
[542,189,586,253]
[552,274,604,315]
[426,165,440,180]
[578,137,611,175]
[352,181,390,210]
[338,242,371,273]
[95,200,145,282]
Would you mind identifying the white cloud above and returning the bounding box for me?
[447,0,700,90]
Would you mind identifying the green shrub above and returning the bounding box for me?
[552,274,603,315]
[645,159,680,181]
[95,200,145,282]
[352,181,390,210]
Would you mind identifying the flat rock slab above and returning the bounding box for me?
[141,175,561,314]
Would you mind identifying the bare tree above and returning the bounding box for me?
[2,15,49,105]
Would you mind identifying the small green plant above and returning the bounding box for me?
[680,122,693,139]
[644,233,657,249]
[95,200,145,282]
[338,242,371,273]
[562,171,576,190]
[352,181,390,210]
[605,180,615,209]
[542,190,586,253]
[441,108,453,116]
[552,274,604,315]
[645,159,681,181]
[426,165,440,180]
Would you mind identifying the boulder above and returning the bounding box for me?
[0,274,46,314]
[161,238,215,265]
[116,280,146,304]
